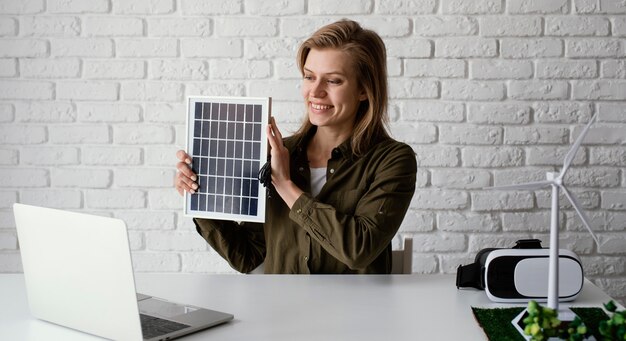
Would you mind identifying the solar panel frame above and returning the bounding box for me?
[184,96,271,223]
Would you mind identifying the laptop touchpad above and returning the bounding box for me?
[139,298,198,318]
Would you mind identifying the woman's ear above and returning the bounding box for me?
[359,89,367,101]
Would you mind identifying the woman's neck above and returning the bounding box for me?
[307,127,350,168]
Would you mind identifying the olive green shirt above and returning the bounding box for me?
[194,129,417,274]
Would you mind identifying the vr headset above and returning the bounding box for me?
[456,239,584,303]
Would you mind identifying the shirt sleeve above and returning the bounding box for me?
[193,218,266,273]
[288,143,417,270]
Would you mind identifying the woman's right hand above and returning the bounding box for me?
[174,150,198,196]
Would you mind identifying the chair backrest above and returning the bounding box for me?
[391,237,413,274]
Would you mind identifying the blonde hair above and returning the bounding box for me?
[294,19,389,156]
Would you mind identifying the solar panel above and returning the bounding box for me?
[184,96,271,223]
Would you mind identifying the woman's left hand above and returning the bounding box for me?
[266,117,303,208]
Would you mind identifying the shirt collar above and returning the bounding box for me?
[290,126,356,162]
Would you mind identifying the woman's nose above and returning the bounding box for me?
[309,80,326,98]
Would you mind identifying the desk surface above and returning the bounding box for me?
[0,274,617,340]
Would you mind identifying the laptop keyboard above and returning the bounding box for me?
[140,313,191,339]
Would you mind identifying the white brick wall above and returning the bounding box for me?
[1,0,624,305]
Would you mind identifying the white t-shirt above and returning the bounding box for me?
[310,167,327,197]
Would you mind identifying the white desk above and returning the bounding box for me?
[0,274,617,340]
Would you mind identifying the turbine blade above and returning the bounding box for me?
[561,113,598,177]
[560,185,600,247]
[485,180,554,191]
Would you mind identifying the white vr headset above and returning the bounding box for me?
[456,239,584,303]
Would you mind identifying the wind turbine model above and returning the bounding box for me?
[487,113,600,322]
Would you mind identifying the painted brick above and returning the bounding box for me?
[57,81,118,100]
[413,16,477,36]
[440,124,502,145]
[537,60,597,79]
[442,80,504,100]
[77,103,142,123]
[438,212,500,232]
[0,58,16,77]
[471,191,534,211]
[509,81,569,100]
[185,82,245,97]
[48,0,109,13]
[21,147,79,165]
[0,253,21,271]
[211,60,270,79]
[248,80,301,101]
[573,125,626,145]
[574,0,626,14]
[501,38,563,58]
[114,125,173,144]
[20,189,82,209]
[20,58,80,78]
[84,60,145,79]
[480,17,542,36]
[0,169,48,187]
[86,190,146,209]
[508,0,568,13]
[113,0,174,14]
[309,0,372,15]
[49,125,109,144]
[534,102,593,123]
[441,0,502,14]
[83,146,142,165]
[20,16,80,36]
[614,17,626,36]
[598,234,626,254]
[436,37,497,58]
[564,168,620,187]
[536,190,599,210]
[0,17,16,36]
[51,38,113,57]
[412,146,459,167]
[405,59,465,78]
[145,146,180,166]
[545,16,609,36]
[181,38,242,58]
[216,17,277,37]
[557,233,595,254]
[115,168,176,187]
[409,254,438,274]
[385,38,431,58]
[146,231,207,251]
[527,146,586,166]
[279,18,330,38]
[376,0,436,14]
[84,17,144,36]
[504,126,568,145]
[0,103,13,122]
[597,103,626,122]
[470,60,532,80]
[245,0,305,15]
[412,233,466,252]
[0,125,46,144]
[467,103,531,124]
[14,101,76,122]
[0,232,17,250]
[0,191,17,208]
[399,101,464,122]
[358,17,411,37]
[398,210,435,232]
[145,103,185,123]
[432,169,490,189]
[0,0,44,14]
[573,81,626,100]
[493,167,553,187]
[0,80,53,100]
[602,192,626,210]
[147,18,211,37]
[468,234,534,252]
[440,254,474,274]
[582,256,626,276]
[567,39,622,58]
[52,168,111,188]
[180,0,242,15]
[0,149,18,165]
[411,190,468,210]
[131,252,181,272]
[117,39,178,57]
[590,147,626,166]
[121,81,182,101]
[0,39,47,58]
[566,211,626,233]
[244,38,299,59]
[148,189,181,210]
[602,60,626,78]
[390,122,436,144]
[462,146,523,167]
[115,211,175,230]
[389,79,438,99]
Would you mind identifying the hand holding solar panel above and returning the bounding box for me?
[182,97,271,223]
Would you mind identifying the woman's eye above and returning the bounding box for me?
[327,79,341,84]
[303,75,313,80]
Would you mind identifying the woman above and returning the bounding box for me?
[175,19,417,274]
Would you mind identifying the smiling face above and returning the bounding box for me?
[300,48,367,136]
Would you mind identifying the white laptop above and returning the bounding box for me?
[13,203,233,341]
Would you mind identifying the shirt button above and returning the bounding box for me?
[297,209,302,213]
[304,256,308,261]
[329,168,335,174]
[298,167,304,172]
